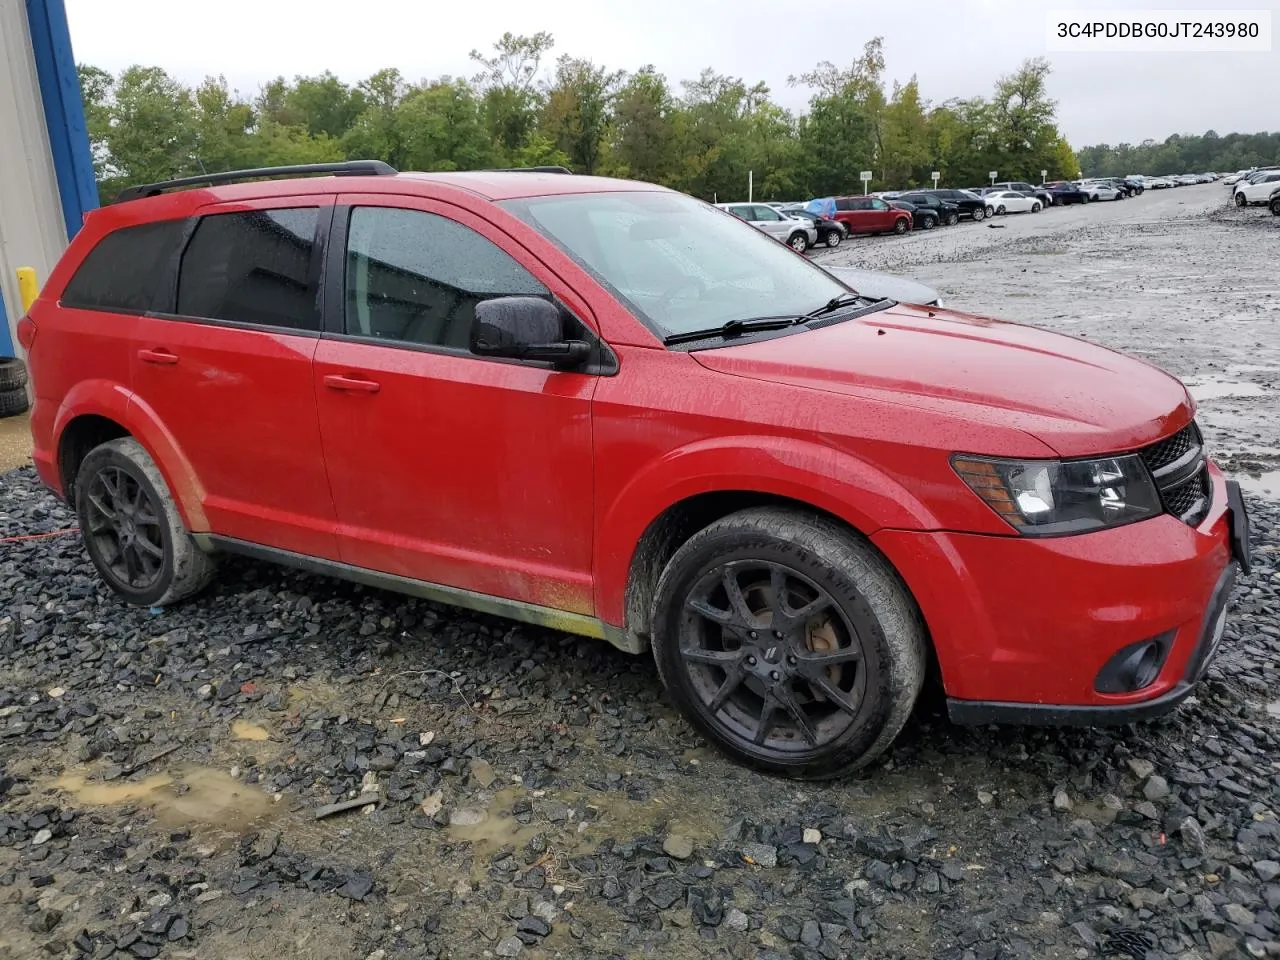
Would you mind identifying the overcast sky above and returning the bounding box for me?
[64,0,1279,147]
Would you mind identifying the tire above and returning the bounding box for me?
[76,437,216,607]
[0,386,29,418]
[971,206,985,222]
[985,205,995,218]
[651,507,927,779]
[921,216,936,230]
[1081,194,1090,204]
[0,358,27,392]
[995,205,1006,215]
[892,218,908,235]
[1234,192,1247,207]
[824,230,842,248]
[1270,197,1280,216]
[946,213,959,226]
[1031,202,1041,213]
[788,232,809,253]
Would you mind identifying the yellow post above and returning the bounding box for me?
[16,268,39,312]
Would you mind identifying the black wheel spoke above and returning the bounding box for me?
[721,567,758,626]
[707,664,747,713]
[753,696,779,746]
[135,535,164,559]
[775,684,819,746]
[686,597,734,627]
[87,492,115,522]
[797,645,862,673]
[121,542,139,585]
[809,673,859,716]
[680,646,739,667]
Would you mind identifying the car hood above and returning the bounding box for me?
[691,303,1193,457]
[823,266,941,306]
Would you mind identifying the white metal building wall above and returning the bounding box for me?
[0,0,73,359]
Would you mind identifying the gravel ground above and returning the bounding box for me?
[2,185,1280,960]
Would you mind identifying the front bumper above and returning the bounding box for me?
[873,465,1244,724]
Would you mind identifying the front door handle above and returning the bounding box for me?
[138,348,179,365]
[323,374,381,394]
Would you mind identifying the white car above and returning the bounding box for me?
[716,203,818,251]
[984,190,1042,214]
[1078,180,1125,201]
[1223,169,1252,185]
[1234,171,1280,206]
[1146,177,1174,189]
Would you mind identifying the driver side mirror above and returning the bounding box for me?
[470,296,591,368]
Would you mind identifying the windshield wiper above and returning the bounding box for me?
[802,293,874,319]
[663,315,804,345]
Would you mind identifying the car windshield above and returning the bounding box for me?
[501,190,850,338]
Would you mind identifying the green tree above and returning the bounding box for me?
[396,79,495,171]
[470,31,555,160]
[103,66,198,193]
[606,67,678,184]
[342,68,407,165]
[541,56,622,173]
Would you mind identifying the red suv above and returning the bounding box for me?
[831,196,913,236]
[19,162,1251,779]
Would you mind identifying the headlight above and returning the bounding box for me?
[953,454,1162,536]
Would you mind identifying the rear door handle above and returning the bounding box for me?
[138,348,179,365]
[323,374,381,394]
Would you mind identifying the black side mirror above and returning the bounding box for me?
[471,296,591,368]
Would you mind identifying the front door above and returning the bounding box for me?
[313,196,599,614]
[129,199,339,559]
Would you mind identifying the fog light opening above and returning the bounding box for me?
[1095,633,1174,694]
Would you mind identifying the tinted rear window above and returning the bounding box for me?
[60,219,187,313]
[177,208,320,330]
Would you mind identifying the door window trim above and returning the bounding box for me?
[322,203,618,376]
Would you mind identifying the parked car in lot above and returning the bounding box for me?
[922,188,991,221]
[822,265,943,307]
[993,181,1054,209]
[896,192,961,226]
[1045,181,1090,203]
[888,199,940,230]
[1271,186,1280,216]
[22,160,1251,778]
[1234,171,1280,206]
[815,195,913,236]
[1078,180,1125,202]
[1223,170,1251,185]
[779,205,847,248]
[984,190,1042,214]
[718,203,817,251]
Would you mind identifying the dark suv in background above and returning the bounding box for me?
[896,192,961,226]
[922,189,990,221]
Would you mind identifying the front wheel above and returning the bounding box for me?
[788,232,809,253]
[946,212,959,226]
[1234,192,1247,207]
[892,218,909,235]
[825,230,842,248]
[921,216,937,230]
[1031,202,1042,213]
[985,205,995,218]
[76,437,216,607]
[1080,194,1090,204]
[1271,197,1280,216]
[651,508,927,779]
[995,205,1006,215]
[971,206,986,221]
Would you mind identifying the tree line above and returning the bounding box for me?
[1077,131,1280,178]
[79,32,1083,204]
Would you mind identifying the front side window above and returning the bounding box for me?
[870,199,889,210]
[177,208,319,330]
[501,190,848,339]
[753,206,782,221]
[61,219,188,314]
[344,207,547,350]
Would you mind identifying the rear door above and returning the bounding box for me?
[312,195,600,613]
[129,198,339,558]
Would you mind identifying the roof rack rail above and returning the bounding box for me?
[486,166,573,174]
[112,160,397,204]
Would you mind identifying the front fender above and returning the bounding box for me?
[594,434,942,626]
[52,383,208,531]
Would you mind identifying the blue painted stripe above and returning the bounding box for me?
[26,0,98,239]
[0,288,12,357]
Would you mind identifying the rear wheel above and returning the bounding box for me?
[651,508,927,779]
[76,437,216,607]
[892,218,908,235]
[825,230,842,248]
[971,206,986,222]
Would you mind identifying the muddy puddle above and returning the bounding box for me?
[1185,378,1271,402]
[48,765,275,830]
[231,719,270,741]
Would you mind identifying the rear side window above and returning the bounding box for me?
[60,219,187,313]
[177,208,320,330]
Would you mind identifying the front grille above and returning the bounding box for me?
[1139,422,1211,526]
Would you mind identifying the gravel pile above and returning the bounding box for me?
[2,462,1279,960]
